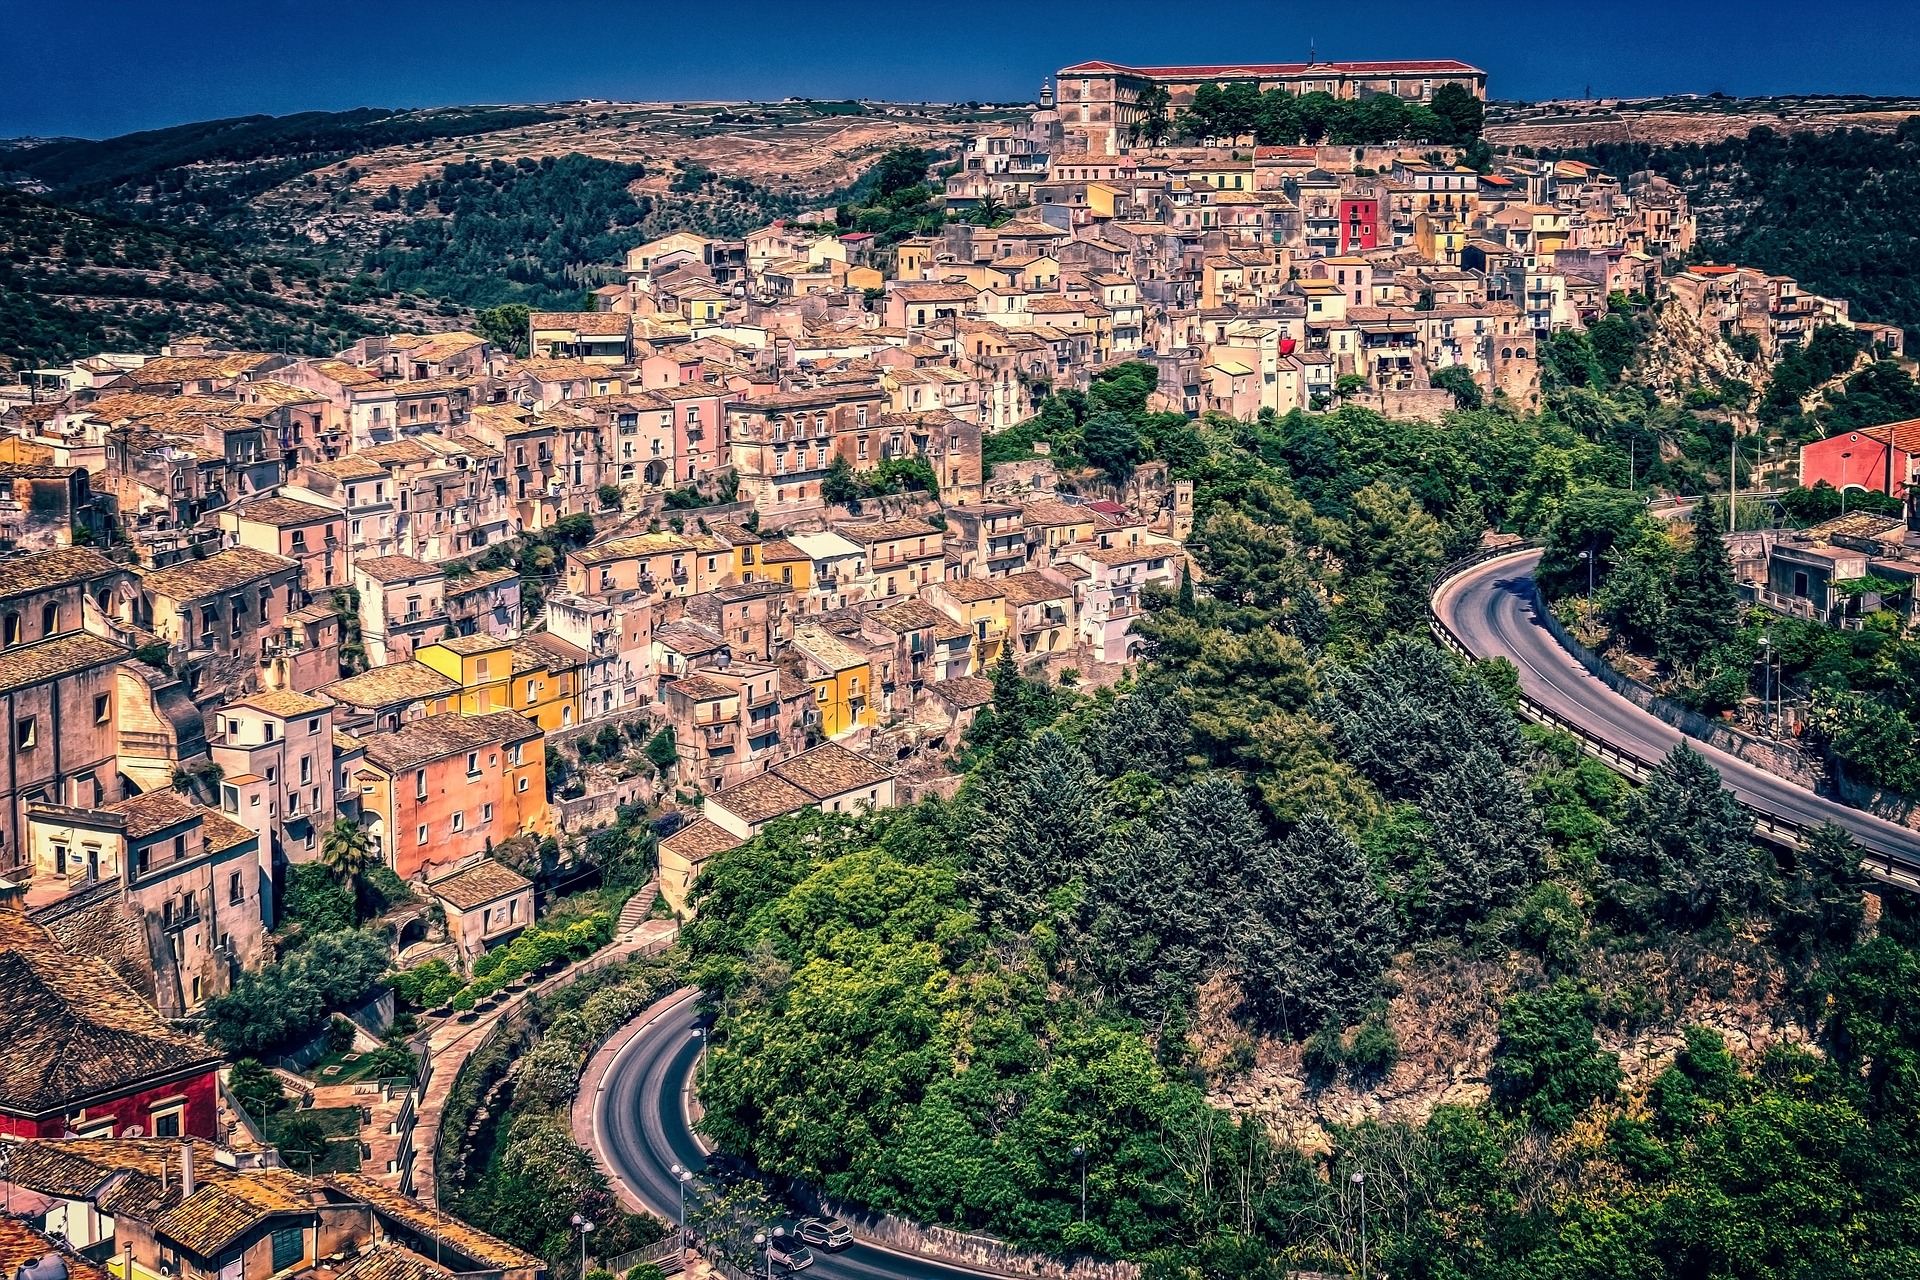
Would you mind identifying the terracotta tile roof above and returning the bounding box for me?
[0,547,120,601]
[707,772,815,826]
[0,1217,113,1280]
[312,455,389,482]
[834,518,942,545]
[654,620,727,655]
[669,673,737,702]
[513,630,591,670]
[325,1172,543,1270]
[428,633,510,657]
[141,546,297,600]
[0,1141,123,1199]
[152,1170,312,1257]
[931,675,995,710]
[232,495,339,527]
[791,625,869,673]
[226,689,332,719]
[869,600,943,632]
[104,788,202,839]
[361,711,541,773]
[1001,571,1071,605]
[1075,542,1178,566]
[427,858,532,911]
[934,578,1007,603]
[531,311,631,337]
[334,1241,456,1280]
[444,566,519,598]
[660,816,741,862]
[322,663,459,709]
[758,538,808,563]
[355,554,440,584]
[0,915,221,1119]
[200,810,258,856]
[772,741,894,799]
[0,631,126,695]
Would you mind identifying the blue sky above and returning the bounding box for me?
[5,0,1920,139]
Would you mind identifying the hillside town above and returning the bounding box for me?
[0,51,1915,1280]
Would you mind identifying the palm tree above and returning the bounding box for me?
[320,818,373,890]
[968,192,1008,228]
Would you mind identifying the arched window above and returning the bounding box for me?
[1501,347,1513,359]
[2,613,18,647]
[1515,347,1529,359]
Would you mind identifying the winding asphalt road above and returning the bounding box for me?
[594,992,999,1280]
[1435,548,1920,885]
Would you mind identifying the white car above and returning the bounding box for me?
[767,1242,814,1272]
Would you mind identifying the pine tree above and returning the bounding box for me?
[1605,743,1761,928]
[1774,822,1867,994]
[1322,636,1524,801]
[1159,775,1271,949]
[1082,822,1207,1019]
[1422,746,1546,935]
[1664,499,1740,665]
[1238,810,1398,1033]
[967,730,1107,932]
[1086,683,1192,782]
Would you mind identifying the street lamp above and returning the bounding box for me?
[670,1164,695,1249]
[1070,1144,1087,1224]
[1758,636,1773,734]
[571,1214,594,1280]
[1577,548,1594,597]
[1351,1170,1368,1280]
[755,1226,786,1280]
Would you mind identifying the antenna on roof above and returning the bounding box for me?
[1309,38,1317,66]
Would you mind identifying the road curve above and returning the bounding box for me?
[1434,549,1920,882]
[593,991,1005,1280]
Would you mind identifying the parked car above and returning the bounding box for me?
[796,1218,852,1251]
[767,1241,814,1272]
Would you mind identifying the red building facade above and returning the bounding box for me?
[1340,197,1381,253]
[1798,418,1920,507]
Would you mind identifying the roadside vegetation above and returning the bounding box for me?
[680,359,1920,1277]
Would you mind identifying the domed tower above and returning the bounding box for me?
[1039,77,1054,109]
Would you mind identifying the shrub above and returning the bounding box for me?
[1345,1022,1400,1079]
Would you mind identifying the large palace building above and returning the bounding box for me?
[1054,58,1488,154]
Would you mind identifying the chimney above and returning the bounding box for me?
[180,1144,195,1199]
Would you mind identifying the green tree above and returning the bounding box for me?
[1604,743,1762,929]
[1082,410,1144,482]
[227,1057,286,1124]
[282,862,356,933]
[1774,823,1868,999]
[1238,810,1398,1033]
[1489,979,1620,1132]
[321,817,374,893]
[1430,364,1483,410]
[475,303,532,356]
[1430,83,1486,144]
[1666,499,1740,666]
[644,727,678,779]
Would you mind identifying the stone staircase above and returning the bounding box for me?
[616,880,658,939]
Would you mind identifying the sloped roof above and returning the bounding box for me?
[0,547,119,602]
[0,915,222,1119]
[427,858,532,911]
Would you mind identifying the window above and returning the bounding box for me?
[483,803,494,824]
[14,716,34,750]
[451,812,465,833]
[417,824,429,845]
[41,603,58,635]
[230,872,244,904]
[271,1228,305,1273]
[222,784,239,812]
[299,755,312,785]
[517,776,530,793]
[2,612,17,646]
[466,751,480,777]
[95,693,111,724]
[416,769,428,800]
[153,1107,183,1139]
